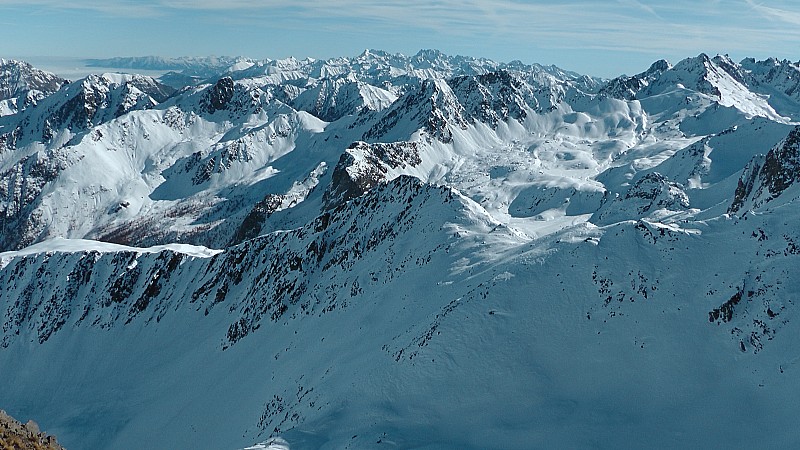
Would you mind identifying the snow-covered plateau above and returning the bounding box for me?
[2,50,800,449]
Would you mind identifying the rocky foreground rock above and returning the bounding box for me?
[0,410,64,450]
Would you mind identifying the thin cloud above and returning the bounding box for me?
[0,0,160,17]
[745,0,800,26]
[615,0,661,18]
[160,0,272,9]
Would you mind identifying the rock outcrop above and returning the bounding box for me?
[0,409,65,450]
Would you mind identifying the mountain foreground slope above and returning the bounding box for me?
[1,50,800,449]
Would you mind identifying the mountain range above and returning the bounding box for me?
[2,49,800,449]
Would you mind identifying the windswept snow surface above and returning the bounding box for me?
[2,50,800,449]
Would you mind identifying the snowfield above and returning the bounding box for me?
[1,50,800,449]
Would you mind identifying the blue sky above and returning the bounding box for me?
[1,0,799,78]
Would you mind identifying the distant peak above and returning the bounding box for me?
[414,49,445,59]
[358,49,389,58]
[646,59,671,74]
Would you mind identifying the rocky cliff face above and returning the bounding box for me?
[730,126,800,213]
[323,141,421,209]
[741,57,800,104]
[448,70,533,125]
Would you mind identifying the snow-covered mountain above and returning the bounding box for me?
[86,55,256,76]
[2,50,800,449]
[0,59,67,117]
[600,53,800,122]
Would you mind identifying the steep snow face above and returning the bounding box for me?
[4,50,800,449]
[0,73,327,251]
[291,75,397,122]
[363,78,468,143]
[0,176,516,347]
[448,70,533,124]
[0,49,785,255]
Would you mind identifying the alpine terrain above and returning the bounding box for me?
[2,50,800,449]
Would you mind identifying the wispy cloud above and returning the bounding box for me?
[745,0,800,26]
[0,0,160,17]
[615,0,661,18]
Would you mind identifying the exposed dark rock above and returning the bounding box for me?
[230,194,285,244]
[0,148,73,251]
[709,289,743,323]
[729,126,800,213]
[448,70,531,125]
[0,73,173,150]
[322,141,421,209]
[204,77,235,113]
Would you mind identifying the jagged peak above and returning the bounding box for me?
[646,59,672,74]
[746,56,798,69]
[672,52,714,73]
[85,55,254,72]
[712,53,736,66]
[0,58,67,102]
[358,48,392,59]
[711,54,748,84]
[413,48,446,60]
[191,75,277,117]
[739,57,800,80]
[0,58,33,69]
